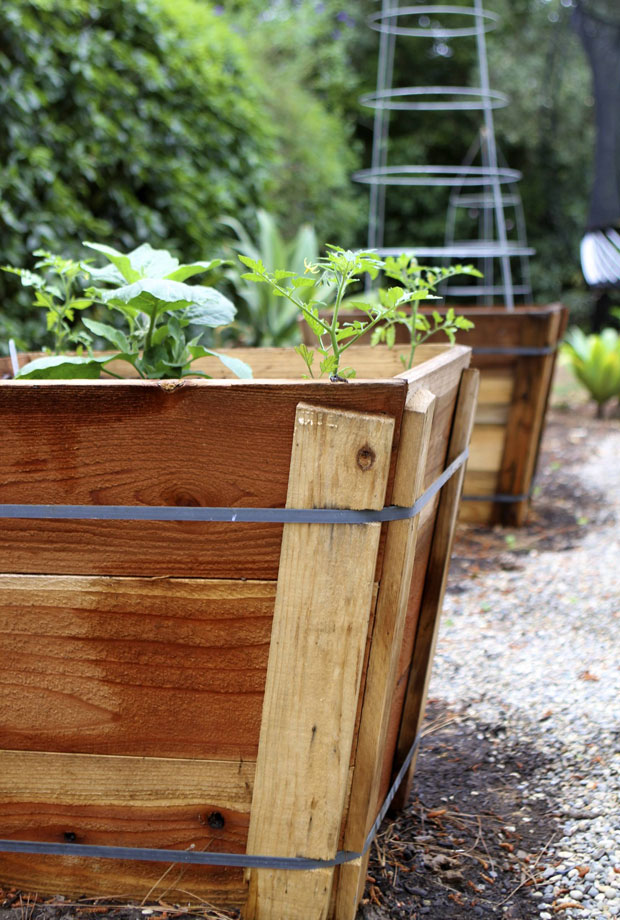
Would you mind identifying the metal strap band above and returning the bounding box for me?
[462,490,530,504]
[0,449,469,525]
[0,733,421,871]
[472,345,556,356]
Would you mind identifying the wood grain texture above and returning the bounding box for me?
[0,575,274,759]
[495,306,566,526]
[0,750,254,902]
[468,424,506,473]
[0,375,406,579]
[391,368,480,810]
[301,307,567,527]
[1,343,460,383]
[333,388,436,920]
[0,852,248,905]
[245,403,395,920]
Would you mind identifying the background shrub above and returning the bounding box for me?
[0,0,273,349]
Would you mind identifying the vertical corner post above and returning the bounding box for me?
[244,401,396,920]
[392,367,479,811]
[331,387,436,920]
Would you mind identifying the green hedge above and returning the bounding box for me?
[0,0,273,349]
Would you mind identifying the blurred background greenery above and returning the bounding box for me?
[0,0,612,351]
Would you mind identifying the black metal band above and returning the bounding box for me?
[0,733,422,871]
[461,490,530,504]
[0,449,469,526]
[472,345,556,356]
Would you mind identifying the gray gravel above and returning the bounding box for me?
[430,423,620,919]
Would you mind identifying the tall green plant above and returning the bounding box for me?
[221,211,333,346]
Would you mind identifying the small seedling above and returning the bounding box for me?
[2,250,93,355]
[371,254,480,369]
[240,247,479,378]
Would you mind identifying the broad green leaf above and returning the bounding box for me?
[83,242,142,283]
[82,318,132,353]
[85,263,127,286]
[165,260,224,282]
[1,267,45,289]
[100,280,236,326]
[189,345,253,379]
[15,354,112,379]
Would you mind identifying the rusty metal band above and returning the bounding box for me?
[0,448,469,525]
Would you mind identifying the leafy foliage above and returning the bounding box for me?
[2,252,92,355]
[215,0,369,245]
[0,0,272,352]
[371,256,479,368]
[221,211,334,346]
[561,327,620,416]
[241,247,476,378]
[12,243,251,380]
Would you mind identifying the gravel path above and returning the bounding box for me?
[422,416,620,919]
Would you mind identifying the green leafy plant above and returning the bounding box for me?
[0,0,272,352]
[240,246,387,379]
[2,251,93,355]
[561,326,620,417]
[10,243,252,380]
[240,247,477,379]
[221,210,333,347]
[369,255,480,367]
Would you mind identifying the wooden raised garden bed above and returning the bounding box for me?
[303,303,567,526]
[0,344,477,920]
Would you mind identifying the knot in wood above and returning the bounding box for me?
[356,445,376,472]
[206,811,226,830]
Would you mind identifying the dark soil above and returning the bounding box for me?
[359,704,561,920]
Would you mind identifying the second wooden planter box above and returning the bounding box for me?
[0,344,477,920]
[302,303,567,526]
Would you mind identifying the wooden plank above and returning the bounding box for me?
[333,388,436,920]
[391,368,479,811]
[477,369,514,406]
[0,575,275,759]
[0,749,254,809]
[0,377,406,579]
[367,351,474,812]
[462,469,500,497]
[496,306,566,526]
[245,402,395,920]
[0,750,254,902]
[468,424,506,473]
[1,343,460,382]
[0,852,248,904]
[475,403,510,426]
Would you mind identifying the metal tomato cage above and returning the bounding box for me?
[355,1,534,308]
